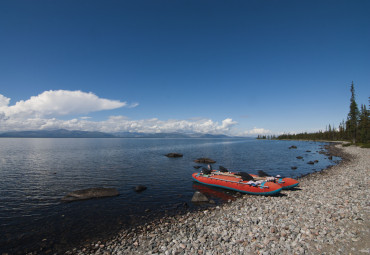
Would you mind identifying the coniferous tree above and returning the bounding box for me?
[346,81,360,143]
[358,104,369,143]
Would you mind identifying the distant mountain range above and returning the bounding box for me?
[0,129,241,138]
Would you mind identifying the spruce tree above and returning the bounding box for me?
[358,104,369,143]
[346,81,359,143]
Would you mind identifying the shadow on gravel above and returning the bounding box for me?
[270,193,287,197]
[288,187,302,191]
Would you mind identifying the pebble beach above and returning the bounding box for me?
[65,143,369,255]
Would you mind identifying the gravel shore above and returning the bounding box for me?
[67,144,369,255]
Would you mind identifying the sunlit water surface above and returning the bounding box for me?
[0,138,340,253]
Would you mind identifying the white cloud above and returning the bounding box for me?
[0,114,239,134]
[0,90,241,134]
[221,118,237,130]
[243,127,271,135]
[0,94,10,107]
[128,102,139,108]
[98,116,238,134]
[1,90,127,118]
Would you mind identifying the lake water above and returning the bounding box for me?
[0,138,340,254]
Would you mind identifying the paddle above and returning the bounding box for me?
[234,172,255,181]
[258,170,270,177]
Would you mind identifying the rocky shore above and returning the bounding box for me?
[66,144,369,255]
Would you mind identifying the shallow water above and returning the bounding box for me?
[0,138,340,254]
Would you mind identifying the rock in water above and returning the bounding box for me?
[194,158,216,164]
[61,187,119,202]
[134,185,147,192]
[191,191,209,202]
[165,153,183,158]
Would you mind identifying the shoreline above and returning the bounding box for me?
[62,143,369,255]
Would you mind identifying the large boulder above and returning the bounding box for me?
[61,187,119,202]
[194,158,216,164]
[165,153,183,158]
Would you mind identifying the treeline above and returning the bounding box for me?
[257,135,277,140]
[277,82,369,144]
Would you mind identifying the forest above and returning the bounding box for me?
[260,82,369,146]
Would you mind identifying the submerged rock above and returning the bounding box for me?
[289,145,297,149]
[191,191,209,202]
[194,158,216,164]
[165,153,183,158]
[134,185,147,192]
[62,187,119,202]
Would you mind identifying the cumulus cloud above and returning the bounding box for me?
[1,90,128,118]
[0,90,240,134]
[243,127,271,135]
[0,94,10,107]
[98,117,238,134]
[0,114,238,134]
[221,118,237,130]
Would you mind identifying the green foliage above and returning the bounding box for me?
[360,143,370,148]
[277,82,369,144]
[257,135,277,140]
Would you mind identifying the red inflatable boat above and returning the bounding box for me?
[249,174,299,190]
[192,172,282,196]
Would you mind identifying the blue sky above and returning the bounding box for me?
[0,0,369,135]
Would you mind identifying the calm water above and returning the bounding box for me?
[0,138,340,254]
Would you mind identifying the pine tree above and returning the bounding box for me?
[346,81,359,143]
